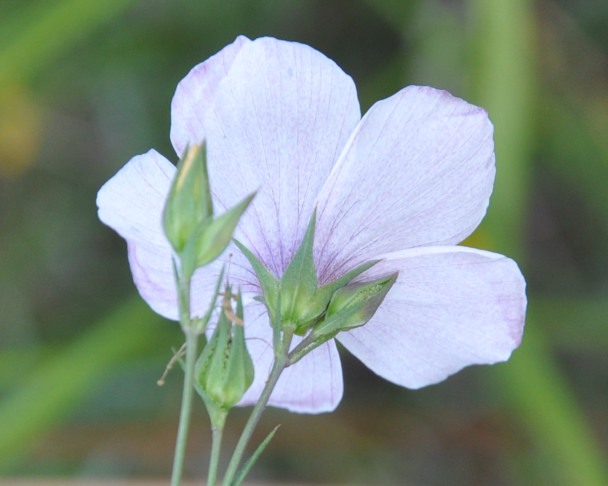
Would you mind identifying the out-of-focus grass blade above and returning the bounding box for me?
[0,347,49,386]
[492,326,608,485]
[0,0,137,87]
[0,297,169,472]
[541,96,608,219]
[468,0,534,256]
[469,0,608,484]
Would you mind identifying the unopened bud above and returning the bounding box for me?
[163,144,212,252]
[313,273,398,339]
[163,144,255,277]
[195,288,254,413]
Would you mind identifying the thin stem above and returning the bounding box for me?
[170,328,198,486]
[222,327,294,486]
[287,330,323,365]
[207,420,226,486]
[170,268,198,486]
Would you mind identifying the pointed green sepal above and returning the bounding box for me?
[163,143,212,252]
[233,238,280,318]
[321,259,380,294]
[189,192,255,269]
[278,211,324,330]
[312,272,398,339]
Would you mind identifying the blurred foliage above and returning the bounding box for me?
[0,0,607,484]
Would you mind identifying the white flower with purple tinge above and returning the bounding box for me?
[97,36,526,414]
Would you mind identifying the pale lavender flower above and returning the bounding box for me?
[97,36,526,413]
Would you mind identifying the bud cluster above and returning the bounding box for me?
[237,212,397,358]
[162,143,256,422]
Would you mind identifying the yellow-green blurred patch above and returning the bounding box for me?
[0,86,44,177]
[460,227,492,250]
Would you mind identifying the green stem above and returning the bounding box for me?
[287,330,327,365]
[222,327,294,486]
[207,419,226,486]
[170,328,198,486]
[170,268,198,486]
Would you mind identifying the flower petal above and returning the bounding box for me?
[170,35,251,157]
[239,302,344,413]
[315,86,495,283]
[97,150,174,245]
[337,246,526,389]
[96,150,222,319]
[201,37,361,278]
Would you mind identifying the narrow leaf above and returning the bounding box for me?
[232,425,281,486]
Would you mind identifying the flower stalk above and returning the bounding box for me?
[170,271,198,486]
[207,420,225,486]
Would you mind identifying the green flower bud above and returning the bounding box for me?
[163,143,212,253]
[312,272,398,339]
[163,143,255,278]
[195,288,254,417]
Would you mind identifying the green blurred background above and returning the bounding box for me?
[1,0,607,484]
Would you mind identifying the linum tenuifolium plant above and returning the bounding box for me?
[97,36,526,485]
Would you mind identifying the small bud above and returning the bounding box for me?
[163,144,212,253]
[195,288,254,414]
[312,273,398,339]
